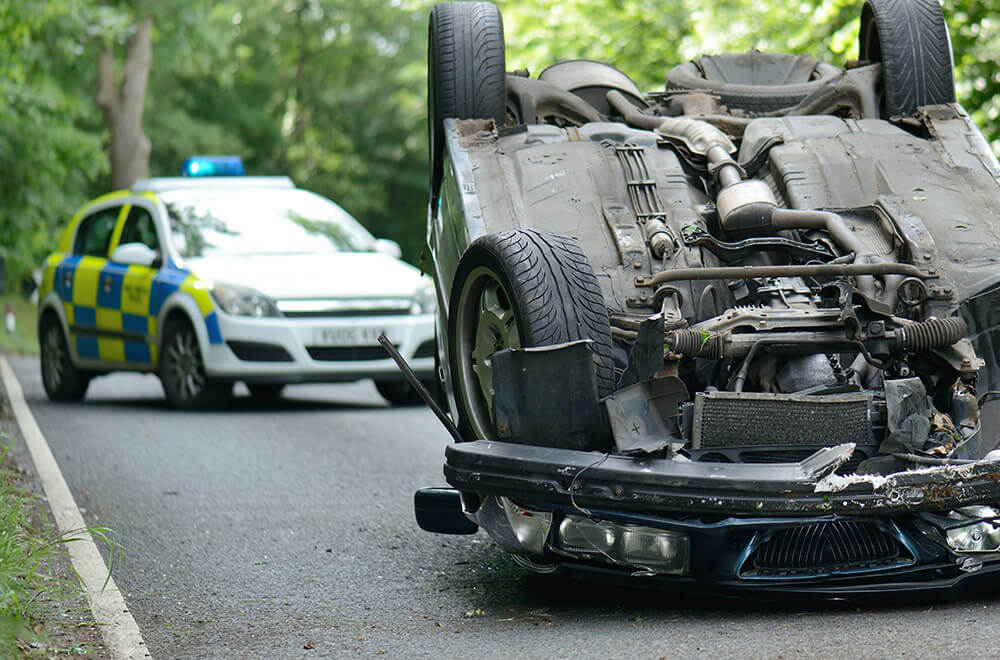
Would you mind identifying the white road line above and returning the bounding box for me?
[0,357,150,659]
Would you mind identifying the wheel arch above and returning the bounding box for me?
[156,293,212,362]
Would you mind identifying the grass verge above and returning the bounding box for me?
[0,437,107,656]
[0,295,38,356]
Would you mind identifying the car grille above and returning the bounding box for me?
[413,339,436,359]
[283,308,410,318]
[277,299,411,318]
[743,520,910,577]
[227,340,293,362]
[306,345,393,361]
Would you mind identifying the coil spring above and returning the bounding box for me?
[665,329,724,359]
[897,317,967,353]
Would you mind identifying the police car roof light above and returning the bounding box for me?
[181,156,245,177]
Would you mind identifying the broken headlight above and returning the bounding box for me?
[501,497,553,555]
[946,506,1000,553]
[555,514,690,575]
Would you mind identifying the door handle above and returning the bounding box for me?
[63,272,73,291]
[101,275,113,294]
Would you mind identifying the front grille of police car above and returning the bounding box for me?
[276,299,411,318]
[306,345,394,361]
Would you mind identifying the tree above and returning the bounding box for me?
[0,0,108,284]
[96,16,153,190]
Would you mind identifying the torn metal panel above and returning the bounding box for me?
[606,376,688,455]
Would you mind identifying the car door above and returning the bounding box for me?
[58,203,125,362]
[109,200,163,364]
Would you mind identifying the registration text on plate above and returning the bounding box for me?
[314,326,386,346]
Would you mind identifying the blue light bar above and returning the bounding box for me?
[181,155,245,177]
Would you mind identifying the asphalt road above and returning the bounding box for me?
[9,355,1000,659]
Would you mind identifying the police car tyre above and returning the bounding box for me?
[448,230,614,442]
[39,316,91,402]
[159,318,231,409]
[428,1,506,193]
[248,384,284,401]
[375,379,435,406]
[859,0,956,116]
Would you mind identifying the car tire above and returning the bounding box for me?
[665,53,842,114]
[38,315,91,402]
[428,1,506,194]
[448,230,614,442]
[375,379,434,406]
[248,384,284,401]
[859,0,956,117]
[159,318,231,409]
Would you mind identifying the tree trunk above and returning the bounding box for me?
[97,17,153,190]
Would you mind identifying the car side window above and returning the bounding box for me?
[118,205,160,252]
[73,206,121,257]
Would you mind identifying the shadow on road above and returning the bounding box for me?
[427,544,1000,618]
[50,394,398,414]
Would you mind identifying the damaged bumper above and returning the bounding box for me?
[445,440,1000,515]
[442,440,1000,596]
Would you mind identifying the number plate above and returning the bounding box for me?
[313,326,386,346]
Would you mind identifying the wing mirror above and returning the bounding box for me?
[111,242,161,268]
[374,238,402,259]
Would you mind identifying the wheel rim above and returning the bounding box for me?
[165,327,205,402]
[41,324,65,393]
[455,267,521,440]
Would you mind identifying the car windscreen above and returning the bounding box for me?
[162,188,376,258]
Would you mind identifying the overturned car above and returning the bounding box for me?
[412,0,1000,597]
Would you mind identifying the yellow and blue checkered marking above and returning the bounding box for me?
[47,255,223,366]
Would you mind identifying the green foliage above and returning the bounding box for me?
[0,0,109,286]
[145,0,432,260]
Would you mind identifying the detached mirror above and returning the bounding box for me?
[374,238,402,260]
[111,242,159,267]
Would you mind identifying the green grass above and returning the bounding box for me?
[0,295,38,356]
[0,438,113,656]
[0,443,58,650]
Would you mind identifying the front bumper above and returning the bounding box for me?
[443,440,1000,597]
[202,311,436,383]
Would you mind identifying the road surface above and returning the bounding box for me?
[7,356,1000,658]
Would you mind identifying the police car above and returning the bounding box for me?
[37,156,437,408]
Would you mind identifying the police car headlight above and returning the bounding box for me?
[410,279,437,315]
[211,283,281,318]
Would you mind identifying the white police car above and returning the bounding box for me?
[37,156,437,408]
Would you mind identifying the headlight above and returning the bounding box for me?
[947,506,1000,553]
[555,514,690,575]
[210,283,281,317]
[410,278,437,315]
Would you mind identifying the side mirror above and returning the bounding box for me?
[374,238,402,260]
[111,242,159,268]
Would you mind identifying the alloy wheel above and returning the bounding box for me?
[165,327,206,402]
[41,323,65,394]
[455,266,521,440]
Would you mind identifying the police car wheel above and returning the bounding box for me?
[160,318,231,409]
[39,316,90,402]
[247,384,284,401]
[375,379,432,406]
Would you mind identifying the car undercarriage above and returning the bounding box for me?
[411,0,1000,596]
